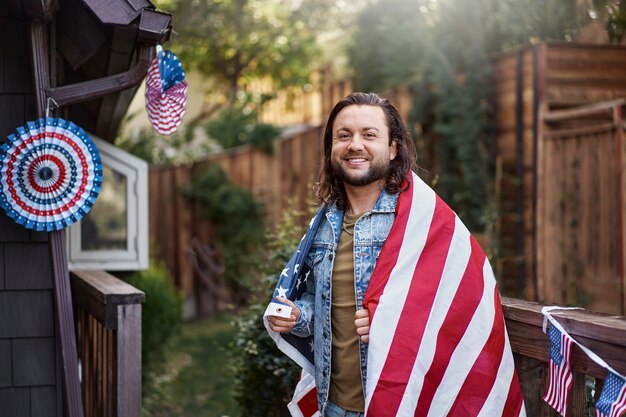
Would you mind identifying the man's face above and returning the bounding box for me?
[330,105,398,188]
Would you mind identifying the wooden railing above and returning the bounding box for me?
[502,297,626,416]
[70,270,145,417]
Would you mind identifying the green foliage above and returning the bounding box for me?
[347,0,425,92]
[347,0,624,231]
[230,206,309,417]
[156,0,321,98]
[184,165,266,303]
[115,126,217,165]
[204,94,282,153]
[125,261,183,393]
[141,317,240,417]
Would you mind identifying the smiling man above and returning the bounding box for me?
[266,92,525,417]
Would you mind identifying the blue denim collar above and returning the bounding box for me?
[326,187,399,218]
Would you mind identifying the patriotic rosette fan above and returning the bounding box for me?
[0,117,102,231]
[145,45,188,135]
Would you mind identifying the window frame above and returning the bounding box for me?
[67,136,149,271]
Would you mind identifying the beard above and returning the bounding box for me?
[331,155,391,187]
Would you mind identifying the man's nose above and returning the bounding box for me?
[347,134,365,151]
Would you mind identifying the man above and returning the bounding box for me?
[266,92,525,417]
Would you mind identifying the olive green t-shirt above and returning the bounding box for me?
[328,212,365,412]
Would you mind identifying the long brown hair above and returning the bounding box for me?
[314,92,417,209]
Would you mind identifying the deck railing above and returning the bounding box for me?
[66,269,625,416]
[70,270,145,417]
[503,297,626,416]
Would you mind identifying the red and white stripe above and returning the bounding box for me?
[363,172,525,417]
[605,387,626,417]
[145,58,187,135]
[543,331,573,416]
[288,372,321,417]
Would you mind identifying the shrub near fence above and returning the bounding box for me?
[149,126,323,312]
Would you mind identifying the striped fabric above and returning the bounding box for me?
[543,325,574,416]
[265,172,526,416]
[362,172,525,416]
[595,372,626,417]
[144,47,188,136]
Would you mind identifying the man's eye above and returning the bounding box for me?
[364,132,377,138]
[337,133,352,140]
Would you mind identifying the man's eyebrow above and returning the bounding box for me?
[335,126,381,131]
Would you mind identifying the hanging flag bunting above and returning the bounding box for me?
[543,325,574,416]
[145,45,188,135]
[543,307,626,417]
[0,117,102,231]
[595,372,626,417]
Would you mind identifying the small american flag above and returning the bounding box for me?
[145,46,188,135]
[543,325,574,416]
[595,372,626,417]
[265,172,526,416]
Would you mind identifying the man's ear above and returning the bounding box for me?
[390,139,398,160]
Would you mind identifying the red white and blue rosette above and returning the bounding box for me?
[145,45,188,135]
[0,117,102,231]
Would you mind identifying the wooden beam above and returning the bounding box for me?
[70,270,145,329]
[47,46,154,107]
[614,105,626,315]
[543,99,626,122]
[543,122,615,139]
[28,21,85,417]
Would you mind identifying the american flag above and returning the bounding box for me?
[145,46,188,135]
[595,371,626,417]
[543,325,574,416]
[264,206,323,417]
[287,372,320,417]
[265,172,526,416]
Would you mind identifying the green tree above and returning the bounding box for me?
[157,0,321,103]
[347,0,623,231]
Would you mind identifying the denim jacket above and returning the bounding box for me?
[291,188,398,414]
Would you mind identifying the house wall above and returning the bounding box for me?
[0,9,63,417]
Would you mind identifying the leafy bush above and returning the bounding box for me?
[230,206,311,417]
[184,164,267,304]
[125,261,182,392]
[204,95,281,154]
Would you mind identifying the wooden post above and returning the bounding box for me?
[70,270,145,417]
[614,104,626,315]
[116,304,142,417]
[28,21,85,417]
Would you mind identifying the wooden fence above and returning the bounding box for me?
[150,44,626,316]
[537,100,626,315]
[493,43,626,312]
[149,126,324,307]
[71,270,145,417]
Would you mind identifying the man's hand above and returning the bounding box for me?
[268,297,301,333]
[355,309,370,343]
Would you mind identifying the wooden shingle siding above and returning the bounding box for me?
[0,211,30,243]
[12,338,56,386]
[0,388,30,417]
[4,244,53,290]
[0,292,54,338]
[0,339,11,387]
[30,387,58,417]
[0,4,62,415]
[0,244,4,289]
